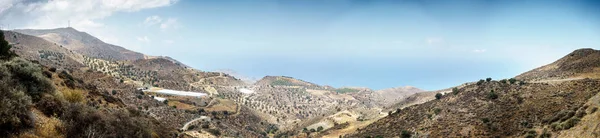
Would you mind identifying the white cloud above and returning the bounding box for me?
[144,15,162,26]
[472,49,487,53]
[137,36,150,43]
[160,18,180,31]
[0,0,178,44]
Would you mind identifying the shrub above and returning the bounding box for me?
[3,58,56,101]
[434,108,441,115]
[62,89,85,103]
[112,90,117,95]
[539,129,551,138]
[452,87,459,95]
[0,83,34,136]
[36,94,65,117]
[509,78,517,84]
[575,110,586,118]
[317,126,324,132]
[551,122,561,130]
[62,104,157,138]
[561,118,580,129]
[487,90,498,100]
[499,79,507,84]
[49,67,57,72]
[524,130,537,138]
[590,107,598,113]
[486,78,492,82]
[207,129,221,136]
[477,79,485,85]
[43,70,52,78]
[435,93,443,100]
[401,130,412,138]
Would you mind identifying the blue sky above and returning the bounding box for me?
[2,0,600,90]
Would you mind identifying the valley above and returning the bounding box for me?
[2,27,600,138]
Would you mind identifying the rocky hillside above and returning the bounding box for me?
[14,27,144,61]
[517,48,600,81]
[2,30,271,137]
[350,49,600,138]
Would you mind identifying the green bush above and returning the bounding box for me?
[61,103,158,138]
[524,130,537,138]
[435,93,443,100]
[452,87,459,95]
[401,130,412,138]
[499,79,507,84]
[509,78,517,84]
[36,94,65,117]
[434,108,441,115]
[561,118,580,129]
[0,82,34,136]
[487,90,498,100]
[539,129,551,138]
[3,58,56,101]
[317,126,324,132]
[486,78,492,82]
[477,79,485,85]
[207,129,221,136]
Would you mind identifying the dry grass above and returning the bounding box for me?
[17,110,65,138]
[61,89,86,103]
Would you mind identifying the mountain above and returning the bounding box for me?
[2,30,264,137]
[375,86,425,106]
[13,27,144,61]
[349,48,600,138]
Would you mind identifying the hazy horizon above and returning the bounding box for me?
[2,0,600,90]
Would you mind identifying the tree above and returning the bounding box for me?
[317,126,324,132]
[0,30,15,59]
[452,87,459,95]
[435,93,443,100]
[477,79,485,85]
[488,90,498,100]
[486,78,492,82]
[499,79,507,84]
[509,78,517,84]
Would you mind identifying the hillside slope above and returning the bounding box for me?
[517,48,600,81]
[350,49,600,138]
[14,27,144,61]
